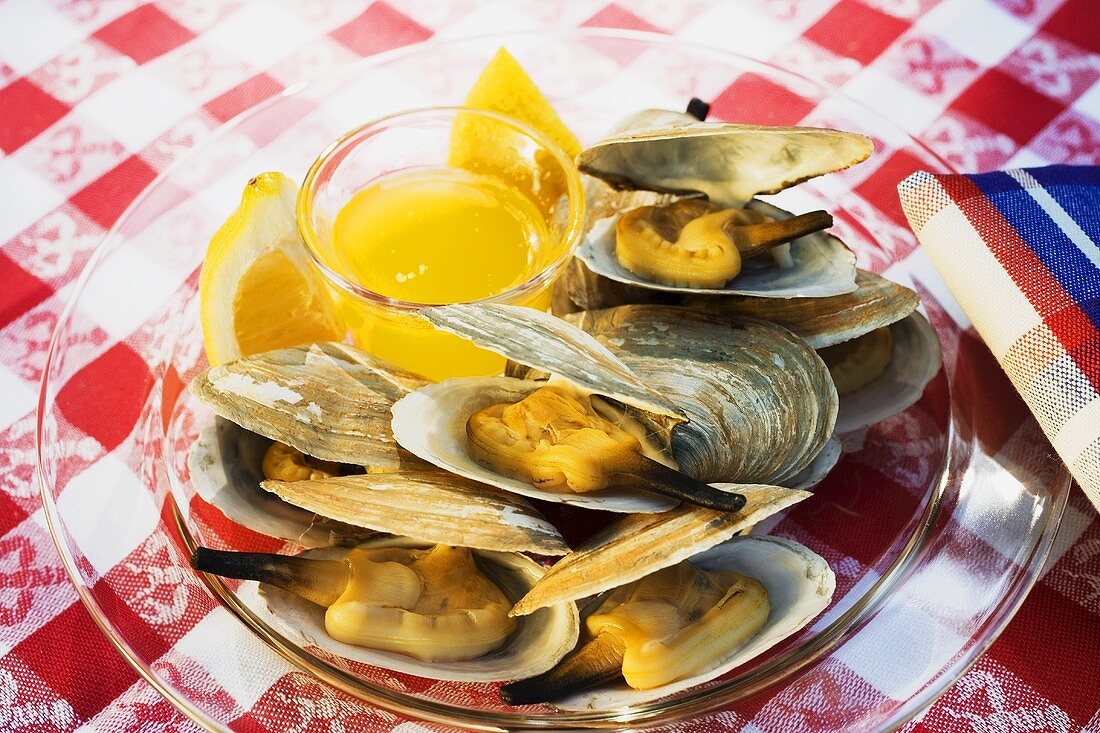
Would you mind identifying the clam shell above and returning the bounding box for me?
[554,535,835,710]
[582,173,694,229]
[556,257,677,315]
[261,471,569,555]
[577,200,857,298]
[510,484,809,616]
[568,305,838,485]
[835,312,943,433]
[420,303,684,420]
[785,434,841,490]
[253,537,580,682]
[576,110,873,208]
[190,342,426,468]
[683,268,920,348]
[390,376,680,513]
[188,417,375,548]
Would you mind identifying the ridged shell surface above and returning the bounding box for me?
[683,268,919,348]
[569,305,838,485]
[577,110,873,208]
[420,303,684,420]
[261,470,569,555]
[511,484,810,616]
[190,342,426,468]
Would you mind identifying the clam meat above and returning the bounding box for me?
[581,199,857,298]
[192,537,579,681]
[504,534,834,709]
[614,199,833,289]
[573,109,868,297]
[501,559,769,704]
[394,305,765,513]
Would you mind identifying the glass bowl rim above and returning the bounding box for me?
[296,105,587,313]
[34,26,1069,733]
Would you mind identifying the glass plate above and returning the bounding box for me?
[37,30,1070,732]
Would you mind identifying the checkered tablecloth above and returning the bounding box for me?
[2,0,1099,731]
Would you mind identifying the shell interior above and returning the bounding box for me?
[390,376,680,513]
[834,312,943,433]
[188,417,374,548]
[682,268,920,348]
[511,484,810,616]
[577,200,857,298]
[252,537,580,682]
[554,535,836,710]
[261,470,570,556]
[190,342,426,468]
[576,110,874,208]
[568,305,838,485]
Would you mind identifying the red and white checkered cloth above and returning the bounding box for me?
[1,1,1099,731]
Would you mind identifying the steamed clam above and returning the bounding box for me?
[498,484,830,707]
[193,537,579,681]
[502,559,770,704]
[563,304,837,485]
[581,198,858,298]
[827,312,943,433]
[188,417,374,548]
[518,536,835,709]
[188,341,430,545]
[395,303,835,511]
[574,109,868,297]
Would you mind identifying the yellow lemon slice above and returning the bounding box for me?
[455,47,581,159]
[199,172,344,366]
[450,48,582,218]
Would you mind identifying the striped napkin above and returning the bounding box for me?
[899,165,1100,513]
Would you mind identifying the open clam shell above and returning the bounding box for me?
[391,376,681,513]
[553,535,835,711]
[568,305,838,485]
[188,417,375,548]
[834,312,943,433]
[261,470,569,555]
[555,257,674,315]
[511,484,810,616]
[420,303,685,420]
[786,434,842,490]
[576,109,873,208]
[190,342,426,469]
[252,537,580,682]
[577,199,857,298]
[683,268,920,348]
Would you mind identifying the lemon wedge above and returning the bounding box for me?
[199,172,344,366]
[455,47,581,159]
[450,48,582,219]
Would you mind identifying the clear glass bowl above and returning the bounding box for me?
[36,30,1070,732]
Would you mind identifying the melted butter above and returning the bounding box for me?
[324,545,516,662]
